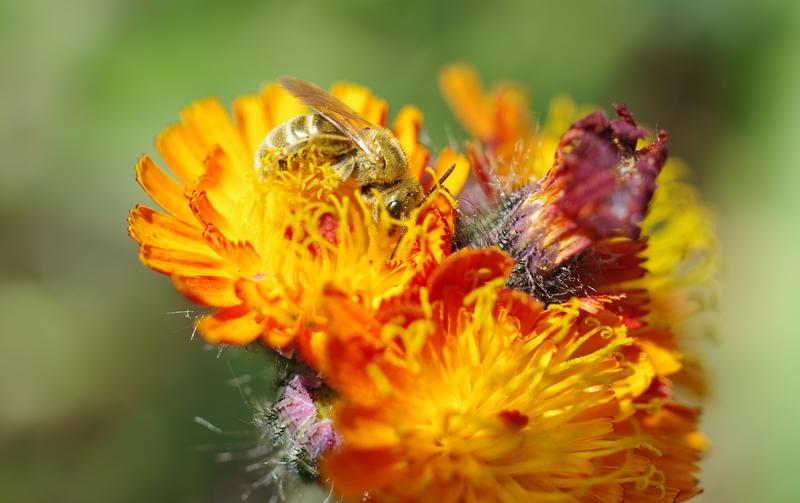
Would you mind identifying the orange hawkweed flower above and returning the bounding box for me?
[126,69,712,501]
[128,81,469,365]
[319,248,702,502]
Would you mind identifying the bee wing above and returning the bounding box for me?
[278,76,380,162]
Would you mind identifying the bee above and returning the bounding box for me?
[255,76,423,221]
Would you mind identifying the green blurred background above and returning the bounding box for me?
[1,0,798,501]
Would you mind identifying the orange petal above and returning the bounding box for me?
[128,205,208,254]
[616,345,656,400]
[492,83,530,148]
[364,96,389,127]
[233,94,270,158]
[171,275,241,308]
[494,288,545,336]
[330,82,388,126]
[228,280,299,349]
[189,190,234,239]
[467,141,498,199]
[579,239,648,286]
[196,304,263,345]
[334,406,401,449]
[418,200,455,263]
[321,448,403,498]
[409,148,431,182]
[138,244,229,277]
[135,155,195,223]
[321,286,395,403]
[671,358,708,397]
[426,247,514,303]
[439,63,494,141]
[392,105,424,160]
[195,147,253,238]
[634,402,704,498]
[261,83,307,129]
[200,223,261,278]
[295,328,328,370]
[259,322,299,350]
[431,147,470,196]
[156,124,206,186]
[179,97,249,169]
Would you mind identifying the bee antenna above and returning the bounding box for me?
[389,163,457,261]
[419,163,457,206]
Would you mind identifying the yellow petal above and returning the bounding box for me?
[330,82,388,126]
[261,83,307,129]
[233,95,270,157]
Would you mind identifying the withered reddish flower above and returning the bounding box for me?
[456,105,666,314]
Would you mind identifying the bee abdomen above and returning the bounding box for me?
[263,113,337,151]
[256,113,349,174]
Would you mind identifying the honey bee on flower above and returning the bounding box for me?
[128,78,469,360]
[128,66,715,503]
[255,77,424,222]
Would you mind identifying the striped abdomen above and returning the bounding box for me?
[255,113,355,174]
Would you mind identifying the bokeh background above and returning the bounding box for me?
[2,0,799,501]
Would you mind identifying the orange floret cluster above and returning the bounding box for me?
[129,68,713,502]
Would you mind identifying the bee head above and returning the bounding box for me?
[361,175,423,223]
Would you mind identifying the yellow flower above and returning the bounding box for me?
[128,81,469,365]
[319,249,702,502]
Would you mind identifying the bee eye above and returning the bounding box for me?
[387,200,403,219]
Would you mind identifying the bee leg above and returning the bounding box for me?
[330,154,356,181]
